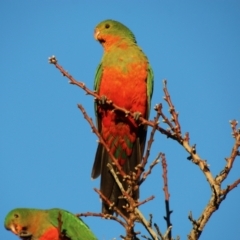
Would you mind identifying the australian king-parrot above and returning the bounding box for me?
[4,208,97,240]
[91,19,154,215]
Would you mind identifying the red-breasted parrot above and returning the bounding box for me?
[91,19,154,215]
[4,208,97,240]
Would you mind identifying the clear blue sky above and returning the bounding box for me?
[1,1,240,239]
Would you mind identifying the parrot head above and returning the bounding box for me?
[94,19,136,49]
[4,208,33,239]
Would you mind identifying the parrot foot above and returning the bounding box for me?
[98,95,108,105]
[133,111,142,120]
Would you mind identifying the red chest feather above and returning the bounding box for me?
[99,62,148,116]
[39,227,59,240]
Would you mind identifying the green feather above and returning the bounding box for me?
[93,62,102,93]
[49,209,96,240]
[147,65,154,119]
[94,62,103,129]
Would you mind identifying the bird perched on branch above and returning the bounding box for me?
[91,19,154,215]
[4,208,97,240]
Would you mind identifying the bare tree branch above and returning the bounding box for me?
[136,104,162,180]
[161,154,173,240]
[49,56,240,240]
[216,120,240,184]
[76,212,126,228]
[93,188,127,221]
[139,154,161,186]
[77,104,127,179]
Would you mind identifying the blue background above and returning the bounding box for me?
[1,1,240,239]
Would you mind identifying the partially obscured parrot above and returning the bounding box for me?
[91,19,154,215]
[4,208,97,240]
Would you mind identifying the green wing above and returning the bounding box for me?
[49,209,97,240]
[94,62,103,130]
[94,62,103,93]
[147,64,154,119]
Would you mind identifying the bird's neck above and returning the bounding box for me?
[102,37,132,51]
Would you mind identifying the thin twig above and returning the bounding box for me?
[93,188,127,220]
[162,80,181,138]
[221,179,240,196]
[161,154,170,201]
[136,104,162,180]
[216,120,240,184]
[135,208,159,240]
[154,223,164,240]
[136,196,155,207]
[76,212,126,228]
[139,154,161,185]
[161,154,172,240]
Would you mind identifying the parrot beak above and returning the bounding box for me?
[9,224,18,235]
[94,28,100,40]
[9,224,32,238]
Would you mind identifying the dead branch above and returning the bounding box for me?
[136,104,162,180]
[136,196,155,208]
[49,56,240,240]
[93,188,127,221]
[162,80,181,138]
[108,162,159,240]
[153,223,175,240]
[215,120,240,184]
[187,121,240,239]
[161,153,170,201]
[135,208,159,240]
[161,154,173,240]
[139,154,161,186]
[76,212,126,228]
[77,104,127,179]
[154,223,164,240]
[221,178,240,196]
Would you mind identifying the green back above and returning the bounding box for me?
[49,209,97,240]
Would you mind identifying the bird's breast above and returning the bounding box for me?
[99,61,148,116]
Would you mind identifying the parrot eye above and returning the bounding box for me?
[105,23,110,29]
[14,214,19,218]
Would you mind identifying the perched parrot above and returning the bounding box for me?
[91,19,154,215]
[4,208,97,240]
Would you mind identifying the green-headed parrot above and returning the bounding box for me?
[4,208,97,240]
[91,19,154,215]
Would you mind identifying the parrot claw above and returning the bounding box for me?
[98,95,107,105]
[133,111,142,120]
